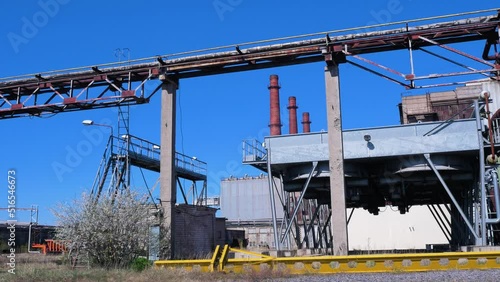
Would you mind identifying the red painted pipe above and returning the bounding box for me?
[269,74,282,136]
[302,112,311,133]
[287,96,298,134]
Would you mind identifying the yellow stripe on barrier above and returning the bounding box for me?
[154,246,500,275]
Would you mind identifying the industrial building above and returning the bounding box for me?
[220,175,284,250]
[241,74,500,254]
[2,9,500,262]
[0,222,56,254]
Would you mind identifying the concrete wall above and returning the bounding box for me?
[173,204,217,259]
[348,205,449,251]
[220,176,284,222]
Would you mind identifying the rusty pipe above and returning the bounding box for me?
[287,96,298,134]
[269,74,282,136]
[302,112,311,133]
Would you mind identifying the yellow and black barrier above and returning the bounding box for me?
[154,245,500,274]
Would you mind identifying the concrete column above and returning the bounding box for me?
[324,63,348,256]
[160,80,177,259]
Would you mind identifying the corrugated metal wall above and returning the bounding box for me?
[220,176,284,223]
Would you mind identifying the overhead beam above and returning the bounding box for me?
[1,11,498,119]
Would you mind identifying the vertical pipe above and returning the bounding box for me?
[408,38,415,75]
[269,75,282,136]
[287,96,298,134]
[491,171,500,221]
[302,112,311,133]
[485,170,500,223]
[484,92,496,160]
[266,144,280,251]
[474,99,486,245]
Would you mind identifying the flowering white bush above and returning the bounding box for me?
[52,191,158,268]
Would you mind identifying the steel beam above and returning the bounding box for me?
[266,146,281,250]
[427,204,452,242]
[159,80,177,259]
[424,153,480,242]
[280,161,318,244]
[325,62,348,256]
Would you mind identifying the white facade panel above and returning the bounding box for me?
[348,205,449,250]
[220,176,284,222]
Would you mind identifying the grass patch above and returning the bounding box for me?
[0,261,293,282]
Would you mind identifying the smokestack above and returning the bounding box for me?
[287,96,298,134]
[302,112,311,133]
[269,74,282,136]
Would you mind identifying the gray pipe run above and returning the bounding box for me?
[485,168,500,224]
[1,12,497,85]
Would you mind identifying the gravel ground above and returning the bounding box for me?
[270,269,500,282]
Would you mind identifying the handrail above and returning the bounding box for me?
[242,139,266,163]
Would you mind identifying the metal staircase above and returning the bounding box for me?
[90,133,209,204]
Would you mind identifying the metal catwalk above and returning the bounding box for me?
[92,132,208,205]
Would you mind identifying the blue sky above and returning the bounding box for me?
[0,1,498,224]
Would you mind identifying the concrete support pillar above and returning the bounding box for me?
[324,63,348,256]
[160,80,178,259]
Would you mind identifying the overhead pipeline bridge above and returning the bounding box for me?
[0,9,499,119]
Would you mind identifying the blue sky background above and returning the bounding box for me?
[0,1,498,224]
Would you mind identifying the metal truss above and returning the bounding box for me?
[1,9,499,119]
[0,68,161,119]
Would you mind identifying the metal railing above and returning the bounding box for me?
[121,134,160,160]
[242,139,267,163]
[91,134,207,198]
[115,134,207,175]
[175,152,207,176]
[90,135,114,197]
